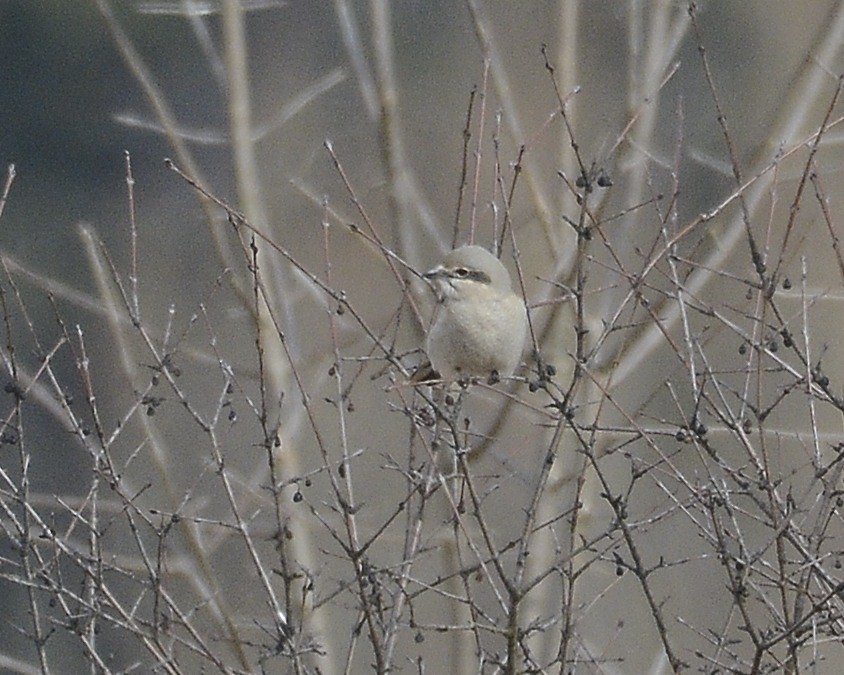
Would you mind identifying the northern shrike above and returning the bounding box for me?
[423,245,528,381]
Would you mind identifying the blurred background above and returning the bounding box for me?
[1,2,835,280]
[2,1,844,673]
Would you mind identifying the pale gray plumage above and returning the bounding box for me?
[424,245,527,380]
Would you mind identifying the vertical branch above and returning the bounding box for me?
[468,59,490,245]
[370,0,411,254]
[0,164,16,221]
[454,86,478,248]
[124,151,139,322]
[0,275,50,673]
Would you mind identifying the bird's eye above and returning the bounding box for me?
[454,267,470,278]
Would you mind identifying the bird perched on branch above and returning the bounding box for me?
[421,245,528,382]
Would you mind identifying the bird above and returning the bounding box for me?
[421,245,528,382]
